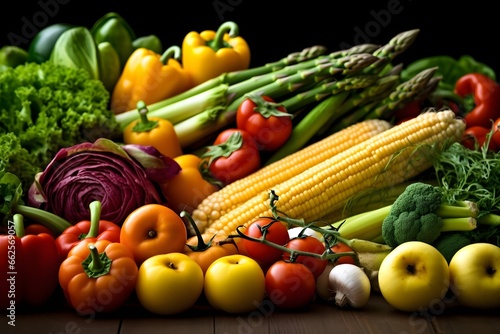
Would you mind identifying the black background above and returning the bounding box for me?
[1,0,499,74]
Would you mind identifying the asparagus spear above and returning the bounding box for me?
[363,29,420,75]
[363,66,439,120]
[316,74,401,136]
[227,53,380,112]
[328,67,439,135]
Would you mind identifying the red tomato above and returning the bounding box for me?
[238,218,290,268]
[265,260,316,309]
[236,94,293,151]
[283,236,328,278]
[201,128,261,186]
[492,117,500,148]
[461,126,498,152]
[329,242,356,265]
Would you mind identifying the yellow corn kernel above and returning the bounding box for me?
[191,119,391,234]
[204,109,465,236]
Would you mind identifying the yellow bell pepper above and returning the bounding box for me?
[182,21,250,87]
[123,100,183,158]
[111,46,192,114]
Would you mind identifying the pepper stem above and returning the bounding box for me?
[82,244,112,278]
[86,201,102,238]
[132,100,159,132]
[160,45,182,65]
[208,21,239,51]
[13,213,25,238]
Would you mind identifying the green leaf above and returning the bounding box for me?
[50,26,100,80]
[0,171,23,226]
[401,55,497,89]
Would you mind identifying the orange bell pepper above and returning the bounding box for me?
[122,100,183,158]
[161,154,218,215]
[182,21,250,87]
[111,46,192,114]
[58,239,138,315]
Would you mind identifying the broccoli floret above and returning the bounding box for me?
[381,182,478,248]
[432,232,472,263]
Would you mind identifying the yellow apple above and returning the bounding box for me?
[449,242,500,309]
[204,254,266,313]
[135,252,204,315]
[378,241,450,312]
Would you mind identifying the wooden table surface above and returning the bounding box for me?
[2,289,499,334]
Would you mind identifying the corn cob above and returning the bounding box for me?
[190,119,392,234]
[202,109,465,236]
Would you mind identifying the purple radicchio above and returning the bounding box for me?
[27,138,181,225]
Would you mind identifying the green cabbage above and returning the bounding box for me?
[0,61,121,192]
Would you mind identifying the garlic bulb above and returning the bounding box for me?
[328,263,371,308]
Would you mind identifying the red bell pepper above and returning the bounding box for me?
[24,223,56,238]
[55,201,121,261]
[454,73,500,129]
[1,214,60,309]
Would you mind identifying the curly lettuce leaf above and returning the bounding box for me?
[0,61,121,191]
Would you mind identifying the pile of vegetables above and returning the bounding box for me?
[2,9,500,319]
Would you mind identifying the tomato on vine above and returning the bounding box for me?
[237,217,290,268]
[329,241,356,265]
[265,260,316,309]
[283,235,328,279]
[236,93,293,151]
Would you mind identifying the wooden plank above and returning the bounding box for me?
[266,294,436,334]
[1,290,121,334]
[119,297,214,334]
[429,299,500,333]
[2,304,121,334]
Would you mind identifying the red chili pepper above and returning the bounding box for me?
[0,214,60,308]
[55,201,121,261]
[454,73,500,129]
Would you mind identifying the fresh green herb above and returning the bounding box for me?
[433,136,500,247]
[433,139,500,215]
